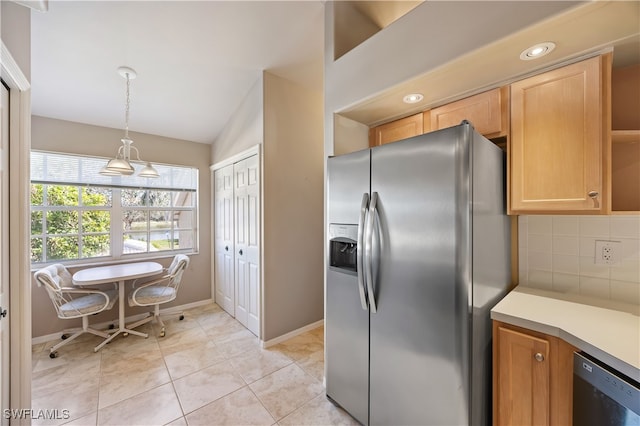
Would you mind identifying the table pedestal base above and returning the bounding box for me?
[93,278,149,352]
[94,327,148,352]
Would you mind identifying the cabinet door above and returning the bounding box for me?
[370,112,424,146]
[496,326,550,426]
[510,55,606,213]
[429,87,507,137]
[234,155,261,337]
[213,165,235,316]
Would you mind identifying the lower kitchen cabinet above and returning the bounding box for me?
[493,321,575,426]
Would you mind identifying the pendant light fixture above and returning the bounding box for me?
[100,66,159,178]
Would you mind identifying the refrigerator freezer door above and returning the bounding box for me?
[369,126,470,425]
[326,149,370,425]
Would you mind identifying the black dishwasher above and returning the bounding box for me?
[573,351,640,425]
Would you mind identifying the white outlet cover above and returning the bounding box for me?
[594,240,622,265]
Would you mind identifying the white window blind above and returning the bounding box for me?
[31,151,198,191]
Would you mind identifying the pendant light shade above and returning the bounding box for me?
[104,157,135,175]
[138,162,160,178]
[98,164,122,176]
[100,67,159,178]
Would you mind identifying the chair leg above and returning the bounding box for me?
[126,305,185,338]
[126,313,154,330]
[49,316,110,358]
[49,329,83,357]
[155,305,166,337]
[83,315,111,339]
[154,305,186,338]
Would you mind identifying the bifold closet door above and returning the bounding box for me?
[214,164,235,316]
[234,154,260,336]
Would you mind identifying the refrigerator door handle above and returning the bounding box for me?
[356,192,369,311]
[365,191,378,313]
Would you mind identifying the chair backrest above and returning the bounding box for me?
[33,264,73,319]
[167,254,190,292]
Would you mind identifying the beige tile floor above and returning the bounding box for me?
[31,303,358,426]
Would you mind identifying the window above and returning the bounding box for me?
[30,151,198,265]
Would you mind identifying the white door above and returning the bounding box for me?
[234,155,260,336]
[0,82,10,424]
[213,165,235,315]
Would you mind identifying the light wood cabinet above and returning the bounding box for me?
[509,55,611,214]
[493,321,575,426]
[611,131,640,212]
[369,112,424,146]
[427,87,508,138]
[611,64,640,213]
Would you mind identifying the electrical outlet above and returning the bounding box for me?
[594,240,621,265]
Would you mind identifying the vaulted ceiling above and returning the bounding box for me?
[30,1,325,144]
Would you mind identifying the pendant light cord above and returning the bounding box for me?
[124,72,131,140]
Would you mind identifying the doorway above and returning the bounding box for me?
[212,146,262,338]
[1,79,10,426]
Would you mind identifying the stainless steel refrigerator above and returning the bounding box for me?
[326,122,510,426]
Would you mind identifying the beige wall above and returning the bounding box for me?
[333,1,380,60]
[263,72,324,340]
[1,1,31,80]
[31,116,212,338]
[211,72,324,341]
[211,77,264,165]
[333,114,369,156]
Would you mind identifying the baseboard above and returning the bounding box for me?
[261,319,324,348]
[31,299,215,345]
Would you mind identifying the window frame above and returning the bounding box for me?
[30,151,199,267]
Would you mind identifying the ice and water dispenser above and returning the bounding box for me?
[328,223,358,275]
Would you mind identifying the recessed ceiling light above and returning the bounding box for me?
[520,42,556,61]
[403,93,423,104]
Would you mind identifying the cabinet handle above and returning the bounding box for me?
[239,249,243,256]
[588,190,599,198]
[534,353,545,362]
[225,246,229,251]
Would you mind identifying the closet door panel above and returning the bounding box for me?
[245,155,260,336]
[214,165,234,315]
[234,158,249,328]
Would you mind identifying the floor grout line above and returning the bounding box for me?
[32,303,349,426]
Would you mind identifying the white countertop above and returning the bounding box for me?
[491,286,640,382]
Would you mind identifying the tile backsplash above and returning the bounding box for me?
[518,215,640,304]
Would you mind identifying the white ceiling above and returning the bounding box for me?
[29,0,325,144]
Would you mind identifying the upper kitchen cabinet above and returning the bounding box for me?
[369,112,424,147]
[611,63,640,213]
[369,87,509,148]
[509,54,611,214]
[427,87,509,141]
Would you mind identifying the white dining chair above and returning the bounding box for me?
[127,254,190,337]
[34,263,118,358]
